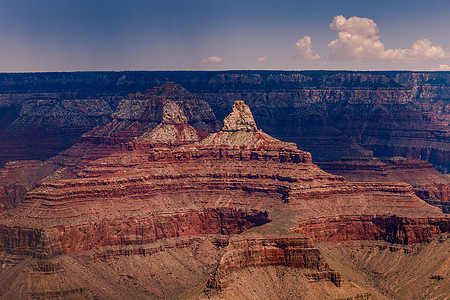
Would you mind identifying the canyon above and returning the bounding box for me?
[0,71,448,171]
[0,75,449,299]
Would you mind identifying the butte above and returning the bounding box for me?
[0,96,448,299]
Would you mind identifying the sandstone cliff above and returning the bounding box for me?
[0,160,58,211]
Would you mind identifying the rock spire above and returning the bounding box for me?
[222,101,258,132]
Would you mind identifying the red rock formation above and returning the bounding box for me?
[1,71,449,172]
[208,236,342,289]
[133,100,209,148]
[318,157,450,213]
[196,72,450,171]
[0,98,448,298]
[217,236,327,271]
[0,160,57,211]
[45,83,220,175]
[293,215,449,244]
[0,208,268,258]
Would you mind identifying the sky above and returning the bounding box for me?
[0,0,449,72]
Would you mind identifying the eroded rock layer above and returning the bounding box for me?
[0,208,268,258]
[1,71,449,172]
[318,157,450,213]
[293,215,450,244]
[0,160,58,211]
[208,236,342,290]
[0,98,448,299]
[48,83,220,169]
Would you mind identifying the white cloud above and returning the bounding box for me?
[258,56,268,62]
[437,64,450,71]
[329,15,378,38]
[201,56,223,63]
[327,15,450,64]
[294,36,320,60]
[382,39,449,63]
[328,15,384,61]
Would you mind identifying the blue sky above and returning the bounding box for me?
[0,0,449,72]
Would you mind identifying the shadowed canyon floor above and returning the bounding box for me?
[0,87,449,299]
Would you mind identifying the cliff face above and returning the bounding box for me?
[0,77,449,298]
[0,71,449,172]
[0,83,220,210]
[196,81,449,171]
[0,160,57,211]
[0,81,220,166]
[208,236,343,292]
[393,72,450,125]
[0,96,118,165]
[0,208,268,257]
[293,215,449,244]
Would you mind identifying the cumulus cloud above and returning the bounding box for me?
[330,15,378,38]
[294,36,320,60]
[258,56,269,62]
[328,15,450,63]
[382,39,449,63]
[328,15,384,61]
[201,56,223,63]
[437,64,450,71]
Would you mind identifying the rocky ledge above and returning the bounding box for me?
[293,215,450,244]
[318,156,450,213]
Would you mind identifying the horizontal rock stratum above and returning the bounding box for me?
[0,93,449,299]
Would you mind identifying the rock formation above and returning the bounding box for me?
[135,101,209,147]
[0,83,220,212]
[0,98,448,298]
[222,100,257,132]
[293,214,449,244]
[0,71,449,172]
[318,157,450,213]
[0,160,58,211]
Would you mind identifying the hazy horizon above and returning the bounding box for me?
[0,0,449,72]
[0,69,449,75]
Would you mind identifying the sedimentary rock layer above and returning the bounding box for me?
[209,236,342,290]
[0,208,268,258]
[0,160,57,211]
[293,215,450,244]
[0,71,449,172]
[0,98,448,299]
[318,157,450,213]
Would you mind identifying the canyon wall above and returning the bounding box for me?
[293,215,450,244]
[318,157,450,213]
[0,71,448,172]
[0,97,448,299]
[0,208,268,258]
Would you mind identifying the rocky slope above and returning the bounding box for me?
[0,99,448,298]
[319,235,450,299]
[318,157,450,213]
